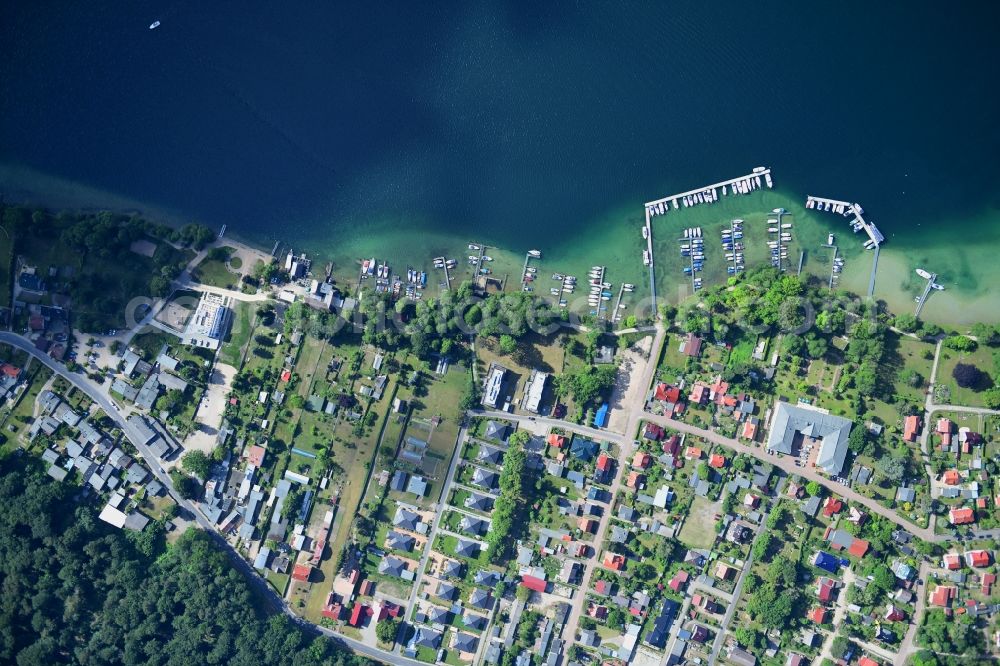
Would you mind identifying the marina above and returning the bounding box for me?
[805,195,885,248]
[643,166,774,216]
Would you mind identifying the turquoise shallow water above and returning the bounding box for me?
[1,1,999,319]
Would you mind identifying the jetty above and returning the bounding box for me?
[644,208,657,310]
[914,268,943,317]
[805,196,885,248]
[867,245,880,299]
[643,166,773,215]
[611,283,626,324]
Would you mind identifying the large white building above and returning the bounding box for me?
[183,292,232,350]
[765,401,852,477]
[522,370,548,413]
[481,363,507,409]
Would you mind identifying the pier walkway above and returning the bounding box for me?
[867,244,880,299]
[914,270,938,317]
[644,209,656,311]
[644,167,773,212]
[807,195,885,247]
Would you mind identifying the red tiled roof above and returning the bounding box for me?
[741,420,758,440]
[280,369,292,382]
[848,538,870,558]
[858,657,880,666]
[521,575,547,592]
[942,469,960,485]
[966,550,990,567]
[684,446,702,460]
[809,606,827,623]
[654,384,681,403]
[349,604,367,627]
[632,451,652,469]
[626,471,644,488]
[604,553,625,571]
[930,585,956,607]
[596,453,611,471]
[247,445,266,468]
[547,434,567,448]
[903,415,921,441]
[822,497,843,517]
[709,454,726,468]
[943,554,961,570]
[0,364,20,378]
[291,563,312,582]
[949,507,975,525]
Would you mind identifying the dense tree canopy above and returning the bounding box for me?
[0,457,378,666]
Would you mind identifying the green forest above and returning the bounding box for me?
[0,455,381,666]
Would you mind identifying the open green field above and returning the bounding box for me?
[677,495,719,549]
[0,360,52,454]
[937,344,996,408]
[191,246,239,289]
[219,301,254,367]
[17,224,195,331]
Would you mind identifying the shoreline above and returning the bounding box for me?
[4,160,999,326]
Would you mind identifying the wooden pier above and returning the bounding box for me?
[611,283,626,324]
[644,167,773,212]
[644,208,656,311]
[806,196,885,247]
[867,244,880,299]
[914,269,941,317]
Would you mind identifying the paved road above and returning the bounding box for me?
[707,484,781,664]
[639,411,940,541]
[0,332,426,666]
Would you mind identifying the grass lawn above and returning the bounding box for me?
[191,246,239,289]
[891,334,936,404]
[937,345,996,408]
[219,301,255,367]
[265,570,290,596]
[130,329,182,361]
[0,361,53,453]
[677,495,719,549]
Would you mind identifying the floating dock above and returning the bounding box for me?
[644,166,773,216]
[806,196,885,248]
[644,208,657,311]
[914,269,942,317]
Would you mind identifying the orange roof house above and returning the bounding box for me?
[741,419,758,440]
[848,539,871,558]
[578,518,596,533]
[0,364,20,378]
[603,553,626,571]
[247,445,267,468]
[292,563,313,582]
[684,446,702,460]
[937,418,953,446]
[949,507,975,525]
[942,469,960,485]
[632,451,652,469]
[654,383,681,403]
[965,550,991,567]
[903,415,921,442]
[280,368,292,382]
[690,384,708,404]
[930,585,956,607]
[858,657,880,666]
[709,454,726,468]
[714,563,734,580]
[626,471,644,489]
[943,553,962,570]
[809,607,828,624]
[596,453,612,472]
[668,570,689,592]
[547,434,568,448]
[822,497,843,517]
